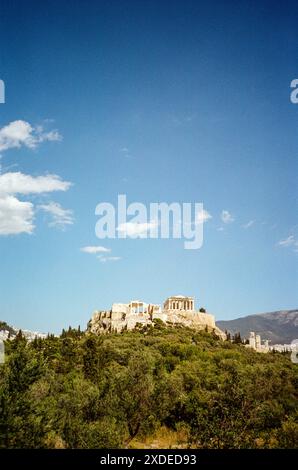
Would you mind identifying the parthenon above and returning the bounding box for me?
[164,295,194,311]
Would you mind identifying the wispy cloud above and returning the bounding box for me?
[119,147,132,159]
[0,120,72,236]
[0,120,61,153]
[0,174,72,235]
[81,245,121,263]
[277,235,298,249]
[81,246,111,254]
[221,210,235,224]
[242,220,255,229]
[38,202,74,229]
[195,209,212,224]
[181,210,212,229]
[0,172,71,195]
[98,256,121,263]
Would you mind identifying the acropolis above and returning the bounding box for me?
[88,295,226,339]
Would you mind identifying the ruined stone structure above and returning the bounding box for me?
[246,331,269,353]
[88,295,226,339]
[164,295,194,311]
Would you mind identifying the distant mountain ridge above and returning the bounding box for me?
[217,310,298,345]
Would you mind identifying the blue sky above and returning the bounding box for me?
[0,0,297,333]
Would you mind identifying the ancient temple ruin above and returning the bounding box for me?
[164,295,194,311]
[88,295,226,339]
[246,331,269,353]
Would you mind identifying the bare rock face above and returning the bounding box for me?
[87,309,152,334]
[163,310,226,340]
[87,296,226,340]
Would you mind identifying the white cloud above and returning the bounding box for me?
[0,172,72,236]
[242,220,255,229]
[277,235,296,247]
[195,209,212,224]
[0,172,71,195]
[181,210,212,229]
[221,210,235,224]
[81,246,111,254]
[116,221,157,237]
[98,256,121,263]
[38,202,74,229]
[0,195,34,235]
[0,120,73,236]
[0,120,61,153]
[116,212,210,238]
[217,227,224,232]
[81,246,121,263]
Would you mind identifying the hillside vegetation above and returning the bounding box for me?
[0,322,297,449]
[0,321,16,336]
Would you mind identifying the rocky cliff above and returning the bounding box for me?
[88,308,226,340]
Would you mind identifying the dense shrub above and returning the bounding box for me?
[0,325,297,448]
